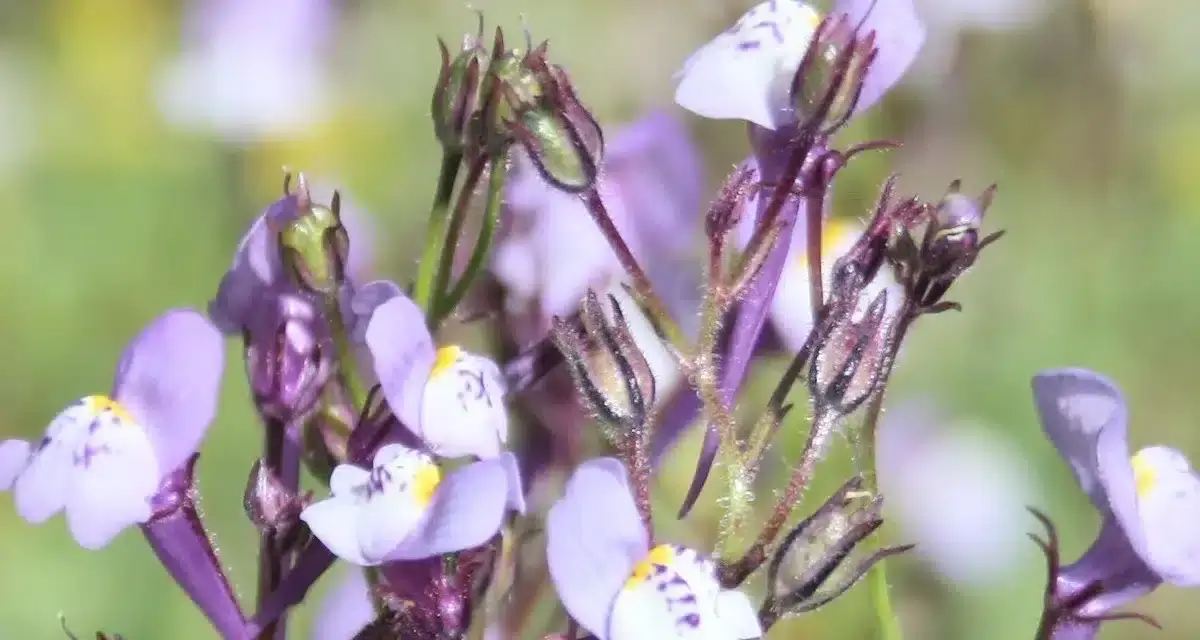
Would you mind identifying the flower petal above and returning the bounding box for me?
[65,425,158,550]
[365,295,435,432]
[835,0,926,116]
[386,453,523,561]
[546,457,648,639]
[419,348,507,459]
[349,279,403,343]
[313,567,375,640]
[12,403,93,524]
[1031,367,1128,508]
[674,0,823,129]
[301,497,371,566]
[0,439,31,491]
[112,309,225,474]
[1129,445,1200,586]
[716,589,764,639]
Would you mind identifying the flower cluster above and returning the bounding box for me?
[3,2,1197,640]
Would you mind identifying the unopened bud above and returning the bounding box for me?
[762,476,911,622]
[432,24,490,155]
[808,289,894,415]
[243,459,309,537]
[244,293,330,423]
[277,174,351,298]
[790,12,877,135]
[551,290,656,442]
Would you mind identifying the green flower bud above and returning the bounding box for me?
[431,24,490,155]
[278,174,350,298]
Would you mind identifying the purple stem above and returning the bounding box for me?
[141,458,248,640]
[671,126,812,518]
[256,418,303,640]
[248,541,337,636]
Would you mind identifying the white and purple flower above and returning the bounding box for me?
[0,309,224,549]
[674,0,925,129]
[546,458,762,639]
[1033,368,1200,632]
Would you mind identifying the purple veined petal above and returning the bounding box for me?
[419,348,507,459]
[674,0,825,129]
[546,457,649,639]
[313,567,375,640]
[64,423,159,550]
[11,402,95,524]
[112,309,225,475]
[208,195,303,334]
[385,453,524,562]
[1125,446,1200,586]
[348,279,403,345]
[0,439,31,490]
[715,590,763,639]
[834,0,926,116]
[1031,368,1128,508]
[365,294,435,433]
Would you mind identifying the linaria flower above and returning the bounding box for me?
[876,399,1034,585]
[209,182,373,335]
[354,282,509,459]
[156,0,336,142]
[674,0,925,129]
[1032,368,1200,630]
[546,458,762,639]
[490,110,703,336]
[312,567,375,640]
[0,309,223,549]
[735,207,902,352]
[300,443,524,567]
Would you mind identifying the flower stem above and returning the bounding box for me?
[413,150,464,314]
[324,297,369,411]
[254,418,302,640]
[438,155,508,320]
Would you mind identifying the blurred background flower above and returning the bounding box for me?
[2,0,1200,638]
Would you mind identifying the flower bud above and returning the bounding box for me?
[244,292,331,423]
[790,12,877,135]
[762,476,912,624]
[375,536,502,637]
[432,27,489,155]
[243,459,310,538]
[808,288,894,415]
[277,175,352,298]
[551,290,656,442]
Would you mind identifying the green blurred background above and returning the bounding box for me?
[1,0,1198,638]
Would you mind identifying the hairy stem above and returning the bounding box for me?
[440,156,509,319]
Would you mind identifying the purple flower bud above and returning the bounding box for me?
[807,286,895,415]
[432,24,489,155]
[243,292,331,423]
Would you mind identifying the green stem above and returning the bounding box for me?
[413,150,464,314]
[869,548,904,640]
[324,298,370,411]
[438,156,508,320]
[431,154,489,325]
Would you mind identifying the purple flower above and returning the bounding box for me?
[299,443,524,567]
[0,309,223,549]
[353,282,509,459]
[156,0,336,142]
[674,0,925,129]
[490,110,703,335]
[1033,368,1200,628]
[876,399,1034,585]
[209,182,373,335]
[546,458,761,639]
[312,567,375,640]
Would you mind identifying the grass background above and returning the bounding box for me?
[0,0,1198,638]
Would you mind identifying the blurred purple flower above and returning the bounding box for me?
[0,309,223,549]
[876,399,1034,585]
[156,0,337,142]
[490,110,704,338]
[353,282,509,459]
[300,443,523,567]
[312,567,375,640]
[546,458,761,639]
[1032,368,1200,634]
[209,182,373,336]
[674,0,925,129]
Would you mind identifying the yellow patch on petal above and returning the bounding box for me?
[625,544,679,590]
[1133,450,1158,498]
[796,218,856,267]
[431,346,464,379]
[412,462,442,507]
[85,395,135,426]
